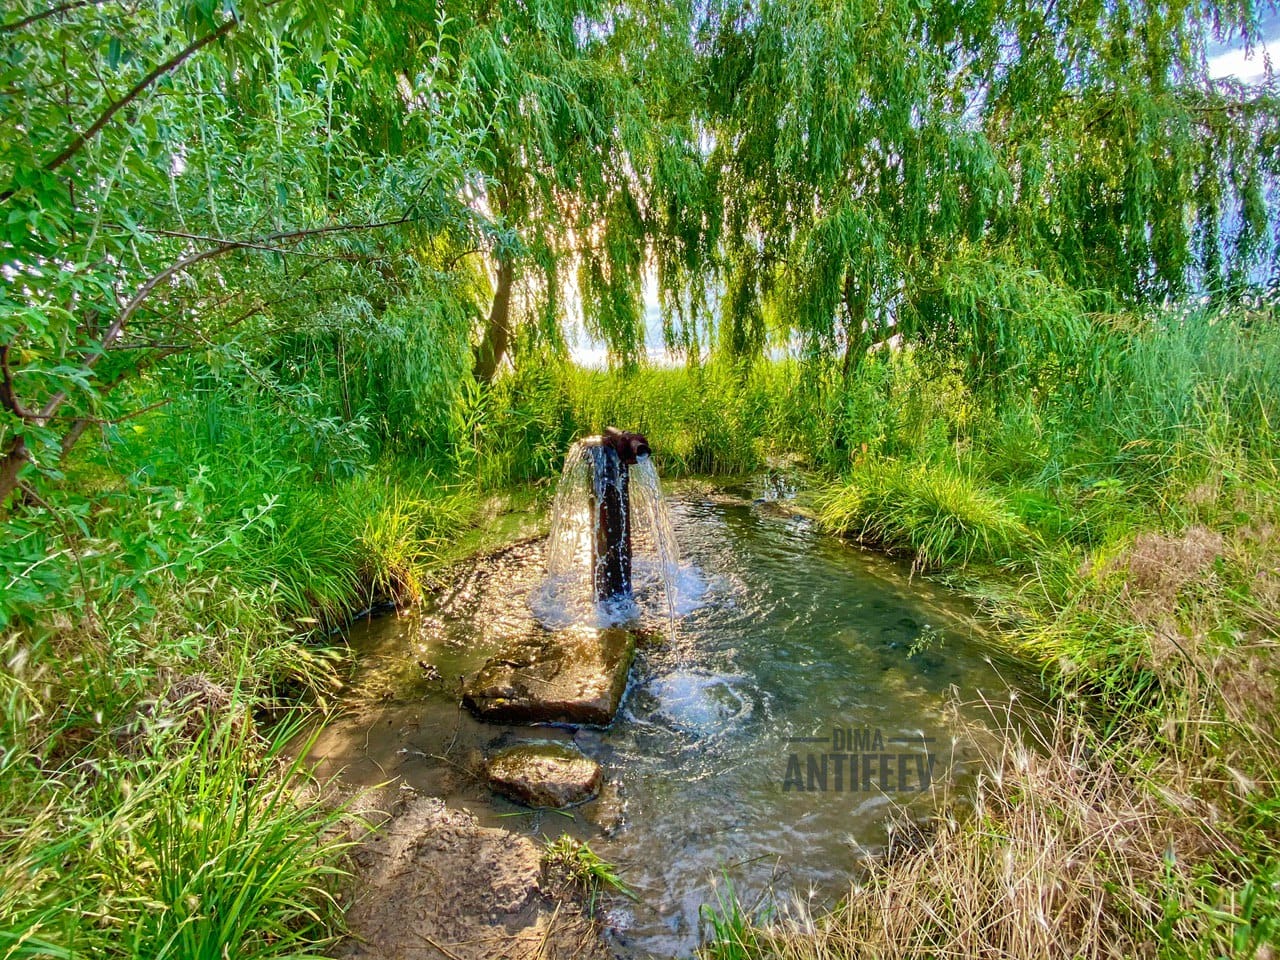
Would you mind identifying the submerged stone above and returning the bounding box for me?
[485,741,602,808]
[462,625,636,726]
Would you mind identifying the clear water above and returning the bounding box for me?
[308,482,1027,956]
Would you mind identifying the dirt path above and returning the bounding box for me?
[337,790,611,960]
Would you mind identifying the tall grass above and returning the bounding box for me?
[705,711,1275,959]
[1,712,352,959]
[817,461,1032,571]
[694,301,1280,959]
[1,373,483,958]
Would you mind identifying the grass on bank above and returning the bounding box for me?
[544,836,637,910]
[0,396,497,956]
[0,689,353,959]
[687,304,1280,956]
[704,712,1279,960]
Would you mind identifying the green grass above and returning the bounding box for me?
[0,382,491,957]
[1,706,353,959]
[701,881,765,960]
[543,836,636,908]
[816,460,1032,571]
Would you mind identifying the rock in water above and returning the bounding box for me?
[485,742,602,808]
[462,625,636,725]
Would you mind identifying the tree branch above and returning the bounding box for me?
[56,347,186,461]
[36,217,417,428]
[2,217,416,498]
[0,341,40,422]
[113,224,398,263]
[41,17,238,176]
[0,0,102,34]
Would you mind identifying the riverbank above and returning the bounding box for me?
[707,484,1280,956]
[336,790,609,960]
[678,323,1280,954]
[0,451,554,957]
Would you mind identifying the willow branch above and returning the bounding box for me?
[42,17,238,176]
[36,215,421,424]
[0,16,238,206]
[0,0,102,34]
[0,342,40,421]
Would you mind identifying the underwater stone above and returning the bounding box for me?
[462,625,636,726]
[485,741,602,808]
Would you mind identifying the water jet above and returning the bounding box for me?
[461,428,672,727]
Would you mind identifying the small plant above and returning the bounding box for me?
[907,624,946,658]
[701,878,765,960]
[543,836,635,904]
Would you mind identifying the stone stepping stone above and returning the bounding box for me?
[462,625,636,726]
[485,741,602,808]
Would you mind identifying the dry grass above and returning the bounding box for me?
[709,710,1240,960]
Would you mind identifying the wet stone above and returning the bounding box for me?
[485,741,603,808]
[461,625,636,726]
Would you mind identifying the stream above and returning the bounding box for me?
[307,481,1028,956]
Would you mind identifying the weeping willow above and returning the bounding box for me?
[186,0,1279,382]
[686,0,1280,372]
[289,0,1279,381]
[344,1,703,375]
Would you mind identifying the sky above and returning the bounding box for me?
[1207,10,1280,82]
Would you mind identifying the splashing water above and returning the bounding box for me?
[629,456,683,623]
[534,440,690,633]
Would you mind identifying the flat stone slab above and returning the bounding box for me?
[485,742,602,808]
[462,625,636,726]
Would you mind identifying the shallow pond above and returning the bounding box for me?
[308,482,1027,956]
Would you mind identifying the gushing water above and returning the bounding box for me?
[534,440,688,633]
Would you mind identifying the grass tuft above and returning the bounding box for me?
[817,461,1032,571]
[543,835,636,907]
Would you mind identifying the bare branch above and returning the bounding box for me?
[56,346,186,461]
[56,396,173,428]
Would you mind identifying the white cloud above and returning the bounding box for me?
[1208,41,1273,83]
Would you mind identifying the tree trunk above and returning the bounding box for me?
[841,271,869,381]
[473,255,515,383]
[0,437,29,506]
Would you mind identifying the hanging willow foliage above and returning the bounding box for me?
[269,0,1278,381]
[689,0,1280,372]
[4,0,1275,463]
[350,0,700,373]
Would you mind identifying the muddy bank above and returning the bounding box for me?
[339,790,611,960]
